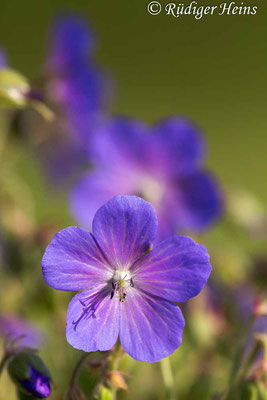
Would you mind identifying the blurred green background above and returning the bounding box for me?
[0,1,266,399]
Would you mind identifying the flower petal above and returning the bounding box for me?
[119,289,185,362]
[39,132,88,185]
[66,288,119,352]
[92,196,158,269]
[42,227,112,291]
[153,117,205,177]
[90,117,149,168]
[0,314,43,350]
[69,171,134,230]
[178,171,223,231]
[48,16,95,73]
[133,236,211,302]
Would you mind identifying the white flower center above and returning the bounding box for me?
[113,270,132,287]
[137,174,165,206]
[111,270,133,302]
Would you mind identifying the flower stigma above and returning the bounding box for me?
[111,270,134,302]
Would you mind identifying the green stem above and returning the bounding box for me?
[0,112,11,160]
[160,358,176,400]
[65,352,90,400]
[224,341,261,400]
[224,314,257,400]
[0,353,11,378]
[110,344,123,400]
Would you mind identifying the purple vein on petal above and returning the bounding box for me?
[72,286,108,330]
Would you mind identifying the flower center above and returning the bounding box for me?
[111,270,134,302]
[138,174,164,206]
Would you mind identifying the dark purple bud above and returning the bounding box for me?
[8,352,51,398]
[20,367,51,398]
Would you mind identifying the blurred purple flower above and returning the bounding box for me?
[35,120,89,186]
[42,195,211,362]
[37,16,110,184]
[46,15,108,144]
[0,314,43,350]
[253,315,267,336]
[0,48,6,68]
[243,315,267,380]
[71,117,223,236]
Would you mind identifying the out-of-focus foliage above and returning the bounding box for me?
[0,68,54,121]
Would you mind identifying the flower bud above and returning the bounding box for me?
[107,371,128,390]
[0,68,54,120]
[0,68,29,107]
[7,352,51,398]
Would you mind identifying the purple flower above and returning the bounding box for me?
[0,314,43,350]
[38,16,110,184]
[0,48,6,68]
[241,315,267,380]
[42,195,211,362]
[70,117,223,236]
[35,121,89,185]
[46,15,109,146]
[253,315,267,336]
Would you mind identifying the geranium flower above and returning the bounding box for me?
[42,195,211,362]
[70,117,223,236]
[36,16,110,184]
[0,314,43,350]
[46,15,109,144]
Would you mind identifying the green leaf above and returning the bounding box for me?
[17,390,35,400]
